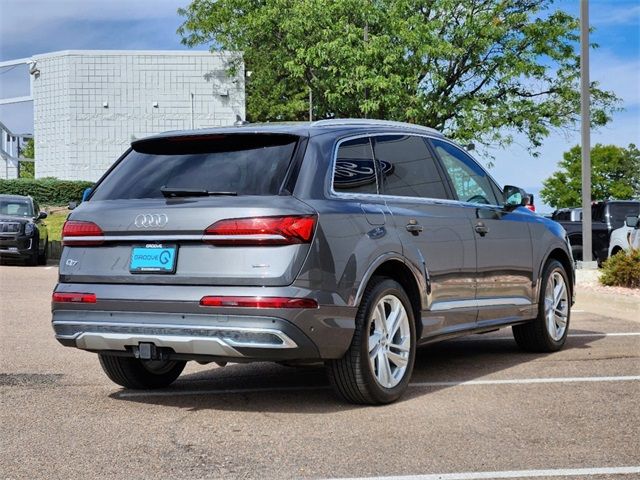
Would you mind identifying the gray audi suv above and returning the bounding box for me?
[52,119,574,404]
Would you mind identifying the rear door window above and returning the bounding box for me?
[371,135,449,199]
[431,139,498,205]
[333,137,379,195]
[91,134,299,200]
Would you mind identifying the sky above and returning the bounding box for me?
[0,0,638,212]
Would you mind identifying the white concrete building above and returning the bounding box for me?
[29,50,245,181]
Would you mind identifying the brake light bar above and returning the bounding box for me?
[200,296,318,309]
[52,292,97,304]
[204,215,316,246]
[62,220,104,246]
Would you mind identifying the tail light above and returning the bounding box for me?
[204,215,316,246]
[52,292,97,303]
[200,296,318,309]
[62,220,104,246]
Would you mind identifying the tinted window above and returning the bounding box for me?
[91,134,298,200]
[333,137,378,194]
[372,135,448,199]
[432,139,498,205]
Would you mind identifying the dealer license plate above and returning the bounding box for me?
[130,244,177,274]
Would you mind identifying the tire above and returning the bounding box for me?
[512,260,571,352]
[26,248,38,266]
[98,354,186,389]
[38,240,48,265]
[326,277,416,405]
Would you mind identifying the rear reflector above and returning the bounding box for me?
[62,221,104,246]
[200,296,318,309]
[52,292,97,304]
[204,215,316,246]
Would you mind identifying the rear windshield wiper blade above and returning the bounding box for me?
[160,187,238,198]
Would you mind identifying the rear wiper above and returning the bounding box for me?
[160,187,238,198]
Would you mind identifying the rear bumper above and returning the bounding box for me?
[53,310,321,361]
[51,284,357,361]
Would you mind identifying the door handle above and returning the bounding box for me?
[475,222,489,236]
[406,221,423,235]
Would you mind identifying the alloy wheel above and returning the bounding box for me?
[544,271,569,341]
[368,294,411,388]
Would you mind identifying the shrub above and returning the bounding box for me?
[0,178,93,206]
[600,249,640,288]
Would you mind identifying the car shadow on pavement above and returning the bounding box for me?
[109,328,603,413]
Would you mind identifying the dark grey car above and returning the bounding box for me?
[52,119,574,404]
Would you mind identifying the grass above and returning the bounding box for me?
[43,207,70,242]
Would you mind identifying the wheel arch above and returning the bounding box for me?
[354,255,425,340]
[540,247,575,300]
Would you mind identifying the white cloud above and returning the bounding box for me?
[591,49,640,108]
[591,3,640,26]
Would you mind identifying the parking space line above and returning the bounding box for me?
[334,465,640,479]
[409,375,640,388]
[456,332,640,341]
[117,375,640,398]
[568,332,640,337]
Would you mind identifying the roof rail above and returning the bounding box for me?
[310,118,442,135]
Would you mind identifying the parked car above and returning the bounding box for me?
[524,193,536,212]
[0,194,48,265]
[51,119,574,404]
[552,200,640,265]
[609,215,640,257]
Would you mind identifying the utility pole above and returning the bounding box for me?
[308,87,313,122]
[580,0,594,266]
[363,22,368,119]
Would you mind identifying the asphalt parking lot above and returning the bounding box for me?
[1,264,639,480]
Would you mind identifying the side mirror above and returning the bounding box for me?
[68,201,77,210]
[81,187,93,202]
[37,211,48,220]
[503,185,528,209]
[625,215,639,228]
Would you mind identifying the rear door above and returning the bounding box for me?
[372,134,478,338]
[430,139,535,325]
[59,133,316,286]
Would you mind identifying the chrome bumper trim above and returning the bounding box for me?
[53,321,298,357]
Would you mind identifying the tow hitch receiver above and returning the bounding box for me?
[133,342,169,361]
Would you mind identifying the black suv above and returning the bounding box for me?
[0,194,49,265]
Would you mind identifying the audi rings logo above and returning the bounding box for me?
[134,213,169,228]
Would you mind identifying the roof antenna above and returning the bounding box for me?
[234,114,249,126]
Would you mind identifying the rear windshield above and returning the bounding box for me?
[91,134,299,200]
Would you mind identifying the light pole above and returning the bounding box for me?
[580,0,594,267]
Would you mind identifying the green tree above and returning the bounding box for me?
[540,144,640,208]
[178,0,619,150]
[19,138,35,179]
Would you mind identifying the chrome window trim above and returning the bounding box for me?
[330,132,451,202]
[328,132,508,210]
